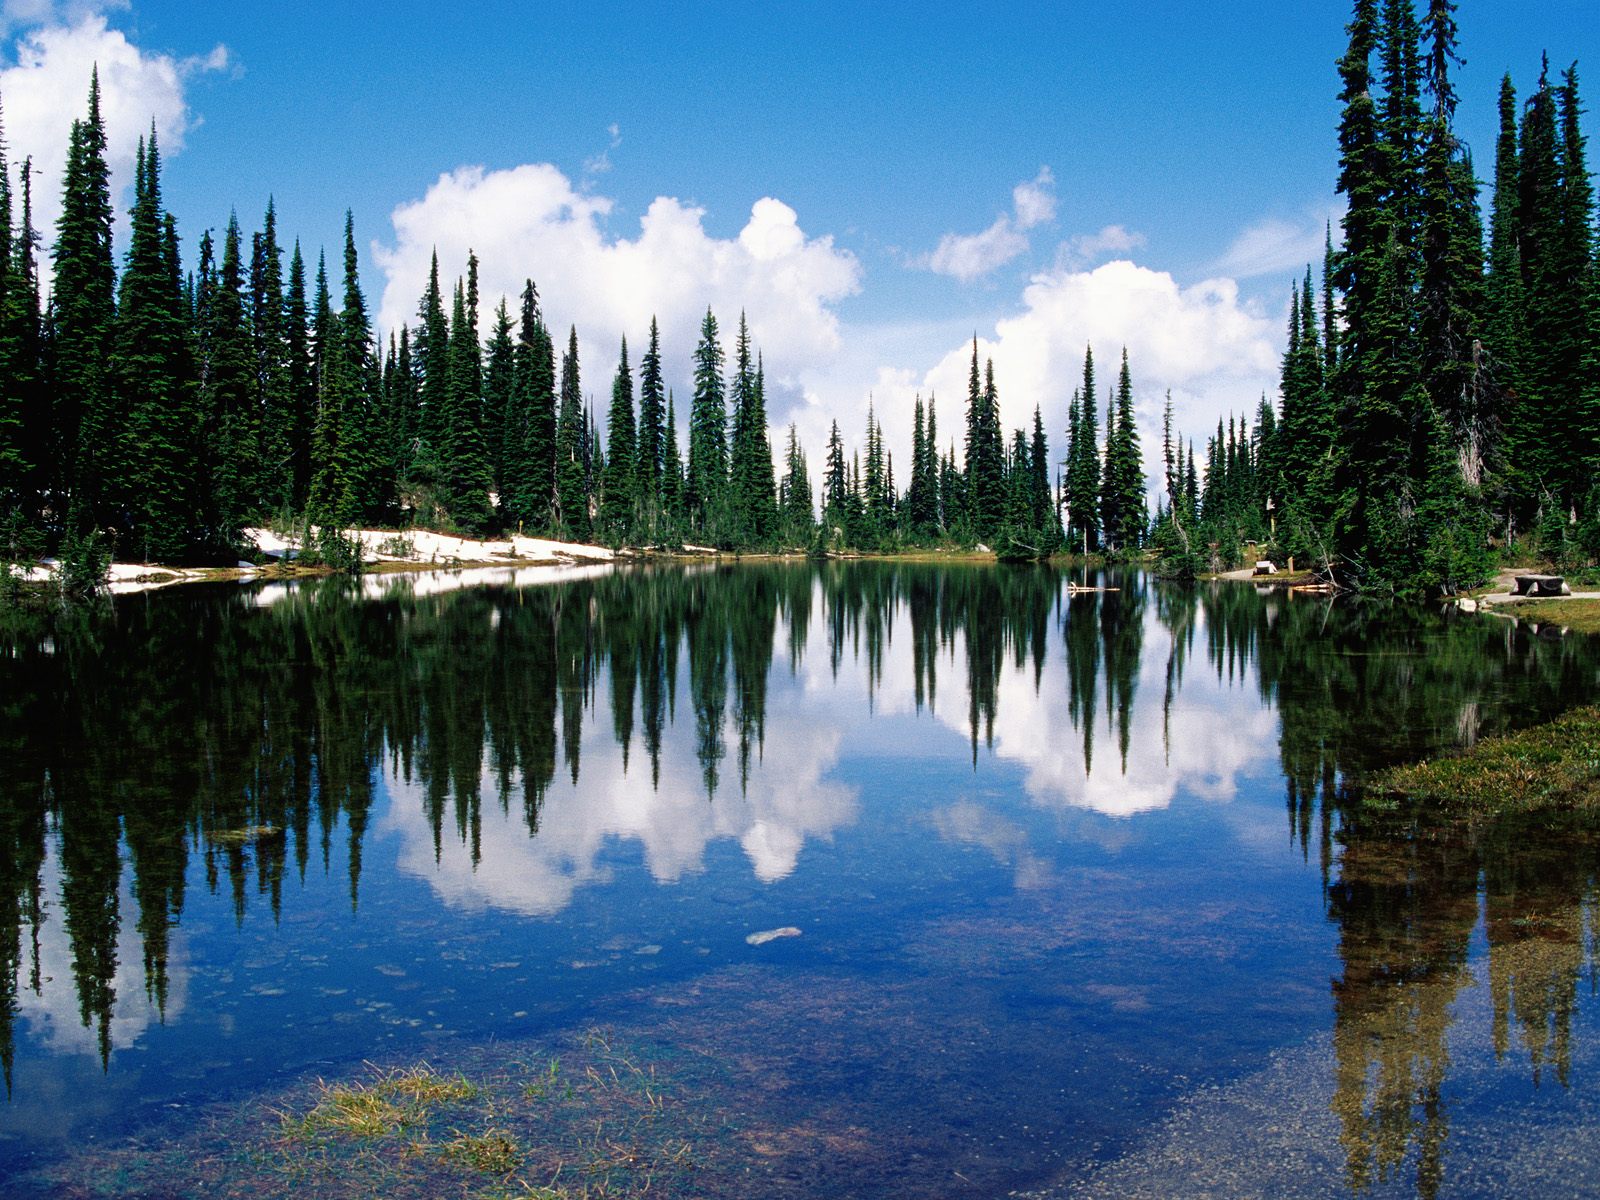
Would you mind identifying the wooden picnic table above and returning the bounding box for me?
[1512,574,1569,597]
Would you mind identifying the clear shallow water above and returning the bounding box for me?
[0,563,1597,1198]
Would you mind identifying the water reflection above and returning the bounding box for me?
[2,564,1600,1198]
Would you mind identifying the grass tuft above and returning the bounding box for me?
[1367,704,1600,814]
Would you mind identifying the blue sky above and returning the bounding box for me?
[2,0,1596,479]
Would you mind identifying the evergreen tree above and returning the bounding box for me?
[52,70,116,532]
[778,423,813,544]
[636,316,666,528]
[823,418,848,533]
[600,336,636,541]
[113,133,195,562]
[283,243,314,510]
[1099,350,1146,553]
[1065,346,1101,553]
[0,148,43,520]
[484,299,515,507]
[200,213,259,542]
[554,326,589,540]
[661,391,683,527]
[442,260,492,531]
[963,342,1005,543]
[686,308,726,535]
[251,200,296,513]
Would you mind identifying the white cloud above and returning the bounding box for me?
[0,11,228,250]
[1212,202,1346,280]
[1058,223,1147,268]
[373,164,861,396]
[1011,166,1056,229]
[924,166,1057,282]
[784,259,1279,505]
[927,214,1029,282]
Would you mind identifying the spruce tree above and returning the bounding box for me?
[201,213,259,542]
[1065,346,1101,553]
[636,316,666,527]
[0,149,43,521]
[484,299,515,507]
[661,391,683,527]
[52,70,116,533]
[113,133,196,562]
[600,337,636,541]
[284,243,314,510]
[252,200,295,513]
[686,308,726,536]
[963,343,1005,543]
[554,326,589,540]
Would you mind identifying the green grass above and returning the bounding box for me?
[1505,597,1600,634]
[1367,704,1600,815]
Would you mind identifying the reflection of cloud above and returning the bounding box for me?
[931,802,1053,889]
[798,583,1278,818]
[382,671,857,917]
[981,607,1278,817]
[15,837,186,1058]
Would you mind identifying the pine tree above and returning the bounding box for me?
[636,316,666,527]
[1029,404,1059,550]
[687,308,726,536]
[484,299,515,507]
[414,251,450,487]
[0,145,43,520]
[726,314,775,546]
[442,260,491,531]
[252,200,296,513]
[600,336,636,541]
[52,70,116,533]
[1099,350,1146,553]
[505,280,556,531]
[201,213,259,542]
[823,418,847,533]
[963,342,1005,542]
[554,326,589,540]
[661,391,683,526]
[1065,346,1100,553]
[778,422,813,544]
[332,213,388,524]
[284,242,314,510]
[113,133,196,562]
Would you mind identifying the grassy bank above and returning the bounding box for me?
[1367,704,1600,815]
[1498,597,1600,634]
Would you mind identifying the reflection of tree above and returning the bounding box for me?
[5,562,1600,1111]
[1327,808,1600,1197]
[0,566,797,1075]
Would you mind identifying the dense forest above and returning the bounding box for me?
[0,0,1597,592]
[1154,0,1600,593]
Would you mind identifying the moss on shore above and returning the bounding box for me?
[1367,704,1600,815]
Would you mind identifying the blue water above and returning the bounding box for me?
[1,563,1596,1197]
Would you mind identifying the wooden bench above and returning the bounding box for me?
[1512,574,1569,597]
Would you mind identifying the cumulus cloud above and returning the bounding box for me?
[925,166,1056,282]
[373,163,861,394]
[0,10,228,248]
[1212,203,1346,279]
[787,259,1279,506]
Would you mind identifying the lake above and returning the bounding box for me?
[2,562,1598,1198]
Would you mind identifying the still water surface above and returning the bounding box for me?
[2,563,1598,1197]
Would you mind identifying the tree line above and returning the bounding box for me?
[0,70,1186,572]
[1154,0,1599,593]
